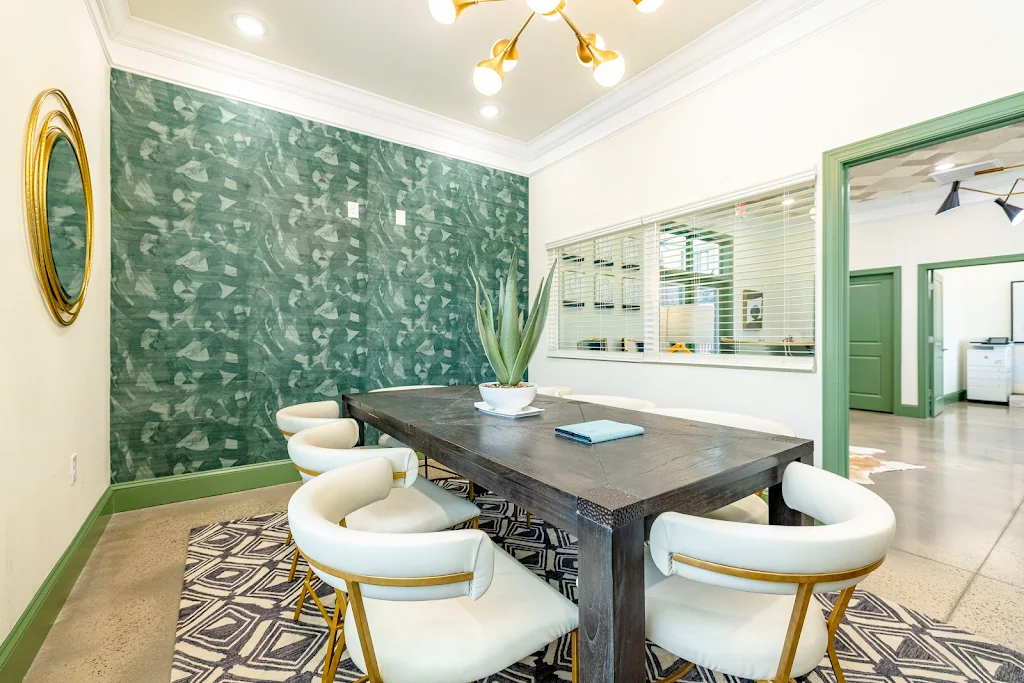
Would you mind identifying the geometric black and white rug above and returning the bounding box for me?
[171,479,1024,682]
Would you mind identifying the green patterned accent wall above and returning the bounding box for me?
[109,70,528,483]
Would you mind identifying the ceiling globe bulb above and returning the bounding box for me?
[633,0,663,12]
[429,0,458,24]
[492,39,519,72]
[593,51,625,87]
[576,33,606,66]
[541,0,566,19]
[473,62,504,96]
[232,14,266,37]
[526,0,562,14]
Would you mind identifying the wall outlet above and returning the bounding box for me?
[395,209,406,226]
[347,201,359,219]
[71,453,78,485]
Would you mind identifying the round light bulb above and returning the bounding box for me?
[541,0,566,19]
[428,0,458,24]
[526,0,562,14]
[576,33,606,66]
[934,161,955,172]
[593,52,625,87]
[473,64,504,96]
[634,0,663,12]
[232,14,266,37]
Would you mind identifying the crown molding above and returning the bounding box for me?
[524,0,883,174]
[87,0,880,177]
[86,0,532,174]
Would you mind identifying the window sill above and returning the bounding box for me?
[545,349,816,373]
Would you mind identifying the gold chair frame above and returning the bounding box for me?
[661,552,886,683]
[299,552,580,683]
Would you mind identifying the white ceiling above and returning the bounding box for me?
[125,0,757,141]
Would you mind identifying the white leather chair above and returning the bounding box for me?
[289,457,580,683]
[568,394,657,410]
[275,400,340,439]
[286,419,480,644]
[646,408,798,525]
[369,385,447,476]
[536,386,573,397]
[645,461,895,683]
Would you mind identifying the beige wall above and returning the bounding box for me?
[528,0,1024,453]
[0,2,110,643]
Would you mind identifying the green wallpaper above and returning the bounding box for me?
[109,70,528,483]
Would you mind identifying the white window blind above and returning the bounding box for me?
[547,226,646,356]
[546,178,817,371]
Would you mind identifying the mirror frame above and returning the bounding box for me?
[25,88,94,326]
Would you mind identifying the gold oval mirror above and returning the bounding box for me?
[25,89,93,326]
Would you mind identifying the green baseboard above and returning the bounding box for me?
[942,389,967,404]
[0,488,113,683]
[0,460,301,681]
[110,460,300,513]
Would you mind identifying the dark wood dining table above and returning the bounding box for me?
[342,385,813,683]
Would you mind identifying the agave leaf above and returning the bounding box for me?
[507,259,556,385]
[471,269,509,385]
[498,249,521,371]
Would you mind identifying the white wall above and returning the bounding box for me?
[937,263,1024,395]
[529,0,1024,454]
[851,202,1024,405]
[0,1,110,644]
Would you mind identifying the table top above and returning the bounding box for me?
[343,386,813,530]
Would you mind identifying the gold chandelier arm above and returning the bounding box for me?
[557,8,596,59]
[974,161,1024,176]
[506,11,536,53]
[960,182,1024,198]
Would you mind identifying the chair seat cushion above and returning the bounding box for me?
[705,494,769,524]
[345,477,479,533]
[645,554,827,680]
[344,545,579,683]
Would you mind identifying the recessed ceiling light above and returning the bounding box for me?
[934,161,956,172]
[232,14,266,37]
[478,104,501,119]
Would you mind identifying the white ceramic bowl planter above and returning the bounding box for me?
[470,249,555,416]
[479,383,538,413]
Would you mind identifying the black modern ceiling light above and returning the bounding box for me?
[936,170,1024,225]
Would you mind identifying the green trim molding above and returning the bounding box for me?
[917,253,1024,417]
[0,489,112,683]
[0,461,299,680]
[821,89,1024,477]
[850,267,902,417]
[942,389,967,404]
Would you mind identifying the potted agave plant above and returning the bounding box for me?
[470,249,556,413]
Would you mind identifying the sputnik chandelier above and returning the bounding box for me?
[428,0,664,95]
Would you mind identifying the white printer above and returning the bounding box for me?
[967,338,1014,404]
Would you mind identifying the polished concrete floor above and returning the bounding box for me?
[23,404,1024,680]
[853,401,1024,650]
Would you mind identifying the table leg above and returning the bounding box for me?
[769,458,813,526]
[355,419,366,447]
[576,514,646,682]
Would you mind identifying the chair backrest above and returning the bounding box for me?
[368,385,445,393]
[288,457,494,601]
[536,386,572,398]
[645,408,796,437]
[568,394,656,410]
[288,420,418,484]
[649,462,895,595]
[275,400,340,439]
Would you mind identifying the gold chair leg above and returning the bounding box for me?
[773,583,815,683]
[348,582,383,683]
[285,530,292,545]
[571,629,579,683]
[826,585,857,683]
[656,661,695,683]
[471,516,479,530]
[292,568,313,621]
[287,547,301,582]
[468,481,475,502]
[527,512,532,528]
[324,588,345,666]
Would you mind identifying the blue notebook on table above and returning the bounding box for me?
[555,420,645,444]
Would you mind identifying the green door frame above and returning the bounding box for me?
[917,254,1024,416]
[849,267,902,415]
[821,90,1024,477]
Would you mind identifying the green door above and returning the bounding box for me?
[849,272,895,412]
[930,273,945,417]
